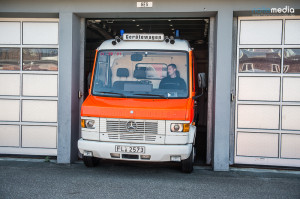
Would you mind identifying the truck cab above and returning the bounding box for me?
[78,33,198,173]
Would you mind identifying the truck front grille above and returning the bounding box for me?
[107,133,157,142]
[106,120,158,134]
[100,118,166,144]
[102,119,165,143]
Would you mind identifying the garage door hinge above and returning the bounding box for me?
[78,90,83,99]
[231,92,235,102]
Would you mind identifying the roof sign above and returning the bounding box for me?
[123,33,164,41]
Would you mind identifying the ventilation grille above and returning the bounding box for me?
[106,120,158,134]
[105,119,161,142]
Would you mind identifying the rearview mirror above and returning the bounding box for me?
[131,54,143,61]
[198,73,206,88]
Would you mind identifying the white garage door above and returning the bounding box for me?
[235,16,300,167]
[0,18,58,156]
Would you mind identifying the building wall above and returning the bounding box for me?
[0,0,299,14]
[0,0,300,171]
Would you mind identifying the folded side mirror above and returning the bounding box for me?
[198,73,206,88]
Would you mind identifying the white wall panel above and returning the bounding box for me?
[22,100,57,122]
[0,22,20,44]
[0,125,19,147]
[237,132,279,157]
[282,106,300,130]
[23,74,57,96]
[283,77,300,102]
[0,74,20,96]
[0,99,19,121]
[23,22,58,44]
[238,105,279,129]
[22,126,56,148]
[238,77,280,101]
[281,134,300,159]
[285,20,300,44]
[240,20,282,44]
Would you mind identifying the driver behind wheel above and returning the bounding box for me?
[159,64,186,90]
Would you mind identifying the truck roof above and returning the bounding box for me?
[97,39,191,51]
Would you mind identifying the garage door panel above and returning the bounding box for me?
[238,77,280,101]
[0,19,58,156]
[283,49,300,74]
[0,125,19,147]
[283,78,300,101]
[285,20,300,44]
[22,48,58,71]
[0,22,20,44]
[0,48,20,71]
[0,99,20,121]
[22,100,57,122]
[281,134,300,159]
[239,49,282,73]
[237,105,279,129]
[237,132,279,157]
[23,74,58,96]
[22,126,57,148]
[0,74,20,96]
[236,17,300,167]
[240,20,282,45]
[23,22,58,45]
[282,106,300,130]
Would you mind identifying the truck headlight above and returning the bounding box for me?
[170,123,189,132]
[81,119,95,129]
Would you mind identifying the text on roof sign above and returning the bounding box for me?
[123,33,164,41]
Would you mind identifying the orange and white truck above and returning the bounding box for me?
[78,33,202,173]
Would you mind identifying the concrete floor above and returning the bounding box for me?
[0,158,299,199]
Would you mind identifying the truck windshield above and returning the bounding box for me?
[92,50,189,99]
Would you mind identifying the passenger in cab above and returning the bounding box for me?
[159,64,186,90]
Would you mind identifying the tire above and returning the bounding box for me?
[83,156,99,167]
[181,147,194,173]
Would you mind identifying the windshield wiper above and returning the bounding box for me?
[94,91,125,97]
[133,93,167,99]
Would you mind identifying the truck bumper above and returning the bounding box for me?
[78,138,192,162]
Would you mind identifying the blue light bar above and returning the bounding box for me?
[120,29,125,36]
[175,30,180,38]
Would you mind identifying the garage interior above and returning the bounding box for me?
[84,18,210,164]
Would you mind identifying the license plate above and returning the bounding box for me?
[115,145,145,154]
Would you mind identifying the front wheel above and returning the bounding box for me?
[83,156,99,167]
[181,147,194,173]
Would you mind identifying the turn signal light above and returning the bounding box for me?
[183,124,190,132]
[81,119,85,128]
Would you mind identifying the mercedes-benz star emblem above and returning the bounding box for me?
[126,121,137,132]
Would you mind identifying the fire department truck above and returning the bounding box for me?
[78,32,203,173]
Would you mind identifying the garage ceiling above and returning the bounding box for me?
[86,18,209,50]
